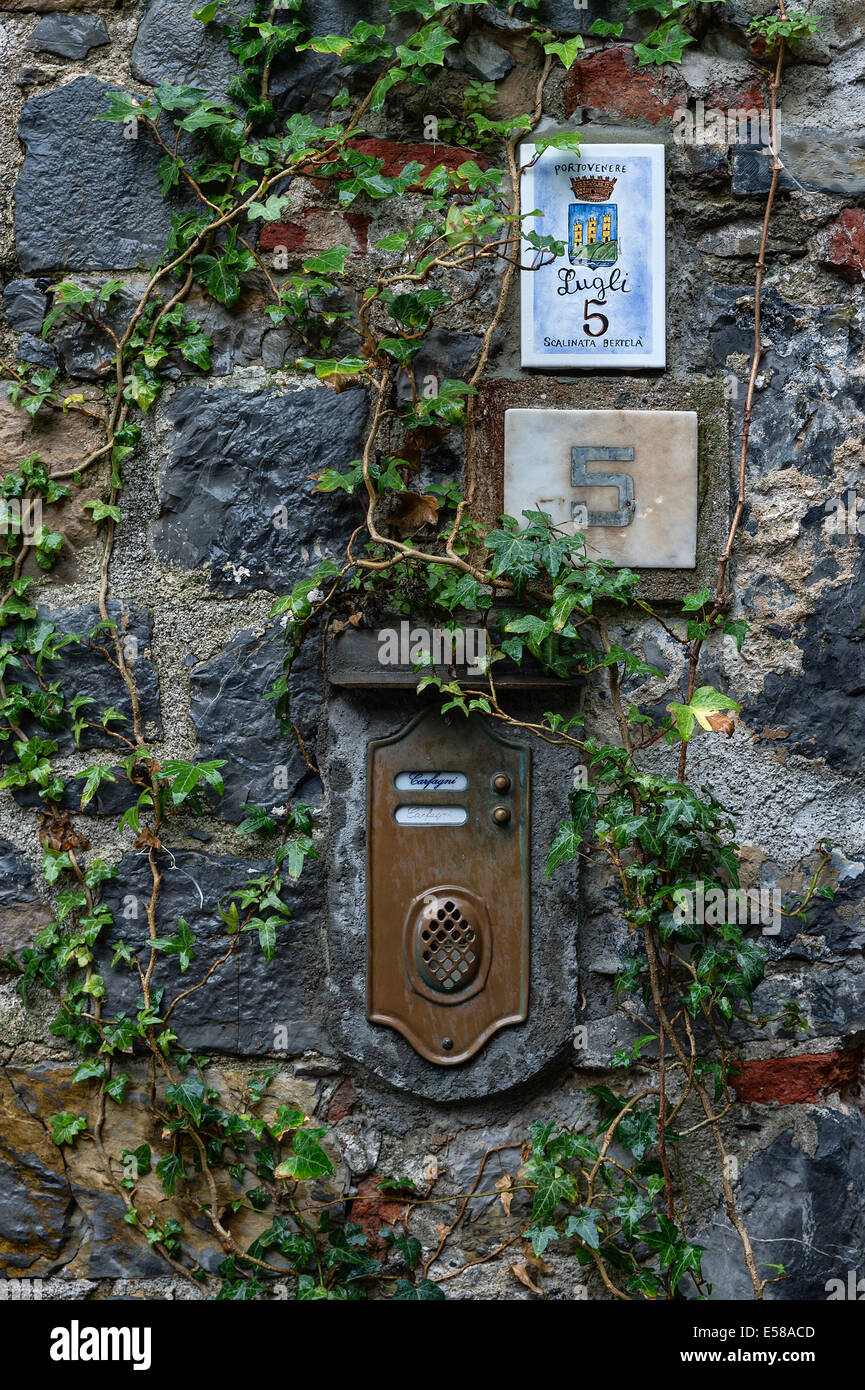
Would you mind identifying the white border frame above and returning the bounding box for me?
[520,141,666,370]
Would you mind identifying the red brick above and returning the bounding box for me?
[732,1049,863,1106]
[701,76,768,112]
[345,137,485,182]
[326,1077,357,1123]
[821,208,865,283]
[257,221,305,253]
[563,49,677,124]
[257,207,370,256]
[350,1176,406,1243]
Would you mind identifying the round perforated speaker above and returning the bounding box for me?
[414,892,481,994]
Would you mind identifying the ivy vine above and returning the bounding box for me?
[0,0,833,1301]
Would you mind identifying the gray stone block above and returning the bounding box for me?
[131,0,245,101]
[732,129,865,196]
[152,383,368,594]
[487,0,640,37]
[394,328,482,408]
[3,279,48,335]
[189,622,324,822]
[27,14,109,60]
[0,842,37,905]
[16,333,56,370]
[700,1108,865,1299]
[3,603,160,751]
[15,77,174,273]
[131,0,392,108]
[97,850,328,1055]
[449,32,514,82]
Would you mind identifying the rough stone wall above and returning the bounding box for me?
[0,0,864,1300]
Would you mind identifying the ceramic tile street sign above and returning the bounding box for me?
[504,409,697,569]
[520,142,666,369]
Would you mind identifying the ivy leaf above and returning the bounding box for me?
[84,500,122,524]
[257,915,277,961]
[485,527,539,594]
[564,1208,602,1249]
[688,685,740,731]
[538,33,585,69]
[178,332,212,370]
[72,1059,106,1084]
[393,1278,445,1300]
[49,1111,87,1146]
[247,193,292,221]
[546,819,582,877]
[723,619,749,652]
[202,256,241,307]
[736,939,766,998]
[165,1075,206,1125]
[614,1182,653,1239]
[151,918,197,972]
[388,1233,422,1269]
[274,1128,334,1181]
[105,1072,132,1104]
[634,19,696,66]
[156,1152,185,1196]
[667,1240,704,1292]
[302,245,352,276]
[374,232,410,252]
[523,1155,576,1224]
[526,1224,560,1256]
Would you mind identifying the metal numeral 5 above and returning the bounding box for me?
[571,445,636,528]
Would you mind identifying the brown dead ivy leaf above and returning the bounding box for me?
[37,810,89,853]
[523,1248,552,1274]
[134,827,162,851]
[397,436,423,470]
[389,491,440,533]
[330,612,363,636]
[495,1173,514,1216]
[705,711,736,737]
[509,1261,544,1295]
[404,424,446,452]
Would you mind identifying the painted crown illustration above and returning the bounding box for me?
[569,174,618,202]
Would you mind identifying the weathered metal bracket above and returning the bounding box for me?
[367,708,530,1065]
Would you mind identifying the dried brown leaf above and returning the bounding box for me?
[495,1173,514,1216]
[705,711,736,737]
[389,491,440,533]
[134,827,162,850]
[330,612,362,636]
[509,1261,543,1295]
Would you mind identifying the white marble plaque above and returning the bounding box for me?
[520,142,666,369]
[504,409,698,569]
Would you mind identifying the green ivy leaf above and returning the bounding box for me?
[165,1075,206,1125]
[49,1111,87,1146]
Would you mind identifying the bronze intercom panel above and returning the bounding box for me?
[366,708,530,1065]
